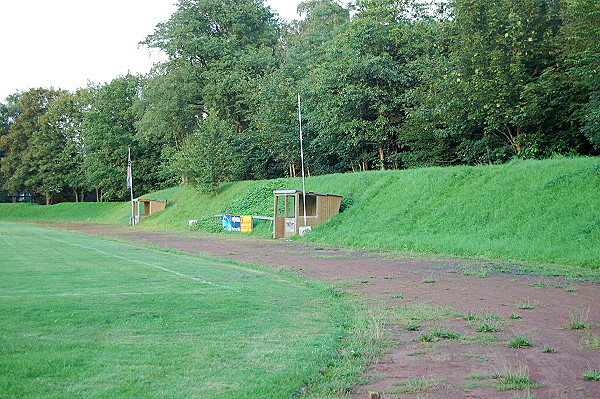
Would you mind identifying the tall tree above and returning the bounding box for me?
[175,111,234,196]
[447,0,568,157]
[135,64,200,152]
[306,0,429,171]
[0,93,22,201]
[250,0,350,177]
[82,75,159,201]
[141,0,281,133]
[33,90,90,203]
[0,88,64,201]
[560,0,600,149]
[0,93,21,161]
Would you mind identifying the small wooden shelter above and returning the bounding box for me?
[273,190,343,239]
[132,199,167,223]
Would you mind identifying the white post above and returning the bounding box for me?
[298,94,308,228]
[127,147,135,225]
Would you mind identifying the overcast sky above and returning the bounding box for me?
[0,0,304,101]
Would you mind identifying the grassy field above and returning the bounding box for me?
[0,202,130,224]
[0,221,368,398]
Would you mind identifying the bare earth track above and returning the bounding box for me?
[43,223,599,399]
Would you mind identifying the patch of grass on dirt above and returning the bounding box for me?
[462,375,490,391]
[581,368,600,381]
[404,322,421,331]
[507,336,534,349]
[387,304,455,325]
[493,363,540,391]
[459,352,489,362]
[417,330,463,343]
[461,266,491,278]
[516,299,536,310]
[465,334,502,346]
[568,307,590,330]
[477,323,500,333]
[356,308,391,347]
[406,350,428,356]
[391,377,443,393]
[462,311,478,321]
[581,331,600,349]
[462,381,488,391]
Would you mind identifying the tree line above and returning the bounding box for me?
[1,0,598,203]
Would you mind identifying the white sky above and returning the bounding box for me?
[0,0,303,101]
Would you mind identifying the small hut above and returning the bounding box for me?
[132,199,167,223]
[273,190,343,239]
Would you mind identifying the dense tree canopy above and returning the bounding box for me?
[0,0,597,203]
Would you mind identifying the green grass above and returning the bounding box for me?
[542,347,555,353]
[581,368,600,381]
[2,157,599,277]
[507,336,534,349]
[0,221,368,398]
[417,330,463,343]
[582,331,600,349]
[0,202,130,224]
[477,323,500,333]
[306,157,600,275]
[404,322,421,331]
[568,307,590,330]
[517,299,535,310]
[493,362,540,391]
[391,377,442,393]
[157,157,600,275]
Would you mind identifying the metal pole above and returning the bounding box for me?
[128,147,135,225]
[298,93,307,227]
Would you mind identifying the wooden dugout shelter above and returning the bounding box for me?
[273,190,343,239]
[132,199,167,224]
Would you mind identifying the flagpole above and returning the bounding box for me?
[127,147,135,225]
[298,93,308,228]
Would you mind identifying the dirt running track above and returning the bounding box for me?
[45,223,599,399]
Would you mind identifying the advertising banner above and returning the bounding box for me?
[222,215,241,231]
[241,215,253,233]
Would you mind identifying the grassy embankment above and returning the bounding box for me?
[0,221,375,398]
[1,156,598,275]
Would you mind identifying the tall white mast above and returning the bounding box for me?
[298,93,308,228]
[127,147,135,225]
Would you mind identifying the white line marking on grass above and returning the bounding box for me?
[30,229,241,293]
[1,292,201,299]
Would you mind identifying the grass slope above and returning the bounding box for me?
[144,157,599,273]
[307,157,600,273]
[0,221,359,398]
